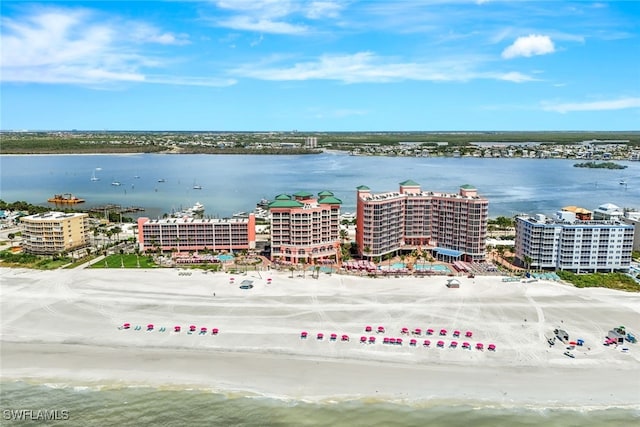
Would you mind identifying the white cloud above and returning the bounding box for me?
[0,7,231,87]
[212,0,342,34]
[542,98,640,113]
[217,16,307,34]
[232,51,535,84]
[502,34,555,59]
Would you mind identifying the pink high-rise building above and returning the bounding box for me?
[269,191,342,264]
[356,180,488,262]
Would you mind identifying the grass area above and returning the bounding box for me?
[556,271,640,292]
[90,254,157,268]
[0,250,71,269]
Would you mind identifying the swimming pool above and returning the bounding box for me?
[414,263,452,273]
[217,254,234,262]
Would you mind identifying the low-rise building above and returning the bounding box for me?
[20,211,90,255]
[137,215,255,253]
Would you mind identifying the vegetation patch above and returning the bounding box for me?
[573,161,627,169]
[556,271,640,292]
[90,254,157,268]
[0,250,71,269]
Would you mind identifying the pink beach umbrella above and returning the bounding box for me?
[423,339,431,347]
[389,338,396,345]
[330,333,338,341]
[341,334,350,342]
[439,329,447,336]
[317,333,324,340]
[437,340,445,347]
[123,323,131,329]
[369,336,376,344]
[413,328,422,336]
[211,328,219,335]
[410,339,417,346]
[453,330,461,337]
[426,328,434,335]
[401,327,409,334]
[465,331,473,338]
[174,326,181,332]
[450,341,458,348]
[383,337,390,344]
[365,326,373,332]
[377,326,385,333]
[360,336,367,343]
[476,343,484,350]
[462,342,470,349]
[396,338,403,345]
[147,324,154,331]
[301,331,308,339]
[488,344,496,351]
[189,325,196,331]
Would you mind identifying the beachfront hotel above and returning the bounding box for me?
[20,211,90,255]
[137,215,256,253]
[356,180,489,262]
[268,191,342,264]
[514,211,634,273]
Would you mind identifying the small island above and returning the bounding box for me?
[573,161,627,169]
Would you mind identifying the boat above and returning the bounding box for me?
[90,170,100,181]
[193,185,202,190]
[171,202,205,218]
[619,179,626,185]
[111,181,121,186]
[158,178,166,183]
[48,193,85,204]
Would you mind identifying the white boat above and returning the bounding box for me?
[90,170,100,181]
[111,181,121,186]
[619,179,626,185]
[158,178,166,183]
[193,180,202,190]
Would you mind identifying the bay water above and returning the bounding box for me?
[1,153,638,219]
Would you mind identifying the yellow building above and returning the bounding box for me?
[20,211,90,255]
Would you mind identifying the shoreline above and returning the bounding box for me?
[1,267,639,408]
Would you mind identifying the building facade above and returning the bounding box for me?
[268,191,342,264]
[20,211,90,255]
[137,215,255,253]
[356,180,489,262]
[515,212,633,272]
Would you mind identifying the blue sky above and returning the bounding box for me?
[1,0,639,131]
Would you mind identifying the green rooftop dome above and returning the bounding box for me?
[356,185,370,190]
[318,190,334,197]
[293,191,313,198]
[318,196,342,205]
[274,194,291,200]
[268,199,304,208]
[400,179,420,186]
[460,184,476,189]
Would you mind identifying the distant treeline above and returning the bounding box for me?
[1,131,638,154]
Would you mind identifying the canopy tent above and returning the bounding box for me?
[433,247,464,261]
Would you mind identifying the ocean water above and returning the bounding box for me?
[1,153,639,219]
[1,381,638,427]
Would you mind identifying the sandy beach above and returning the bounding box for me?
[1,267,639,408]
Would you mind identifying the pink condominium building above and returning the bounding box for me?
[269,191,342,264]
[356,180,489,262]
